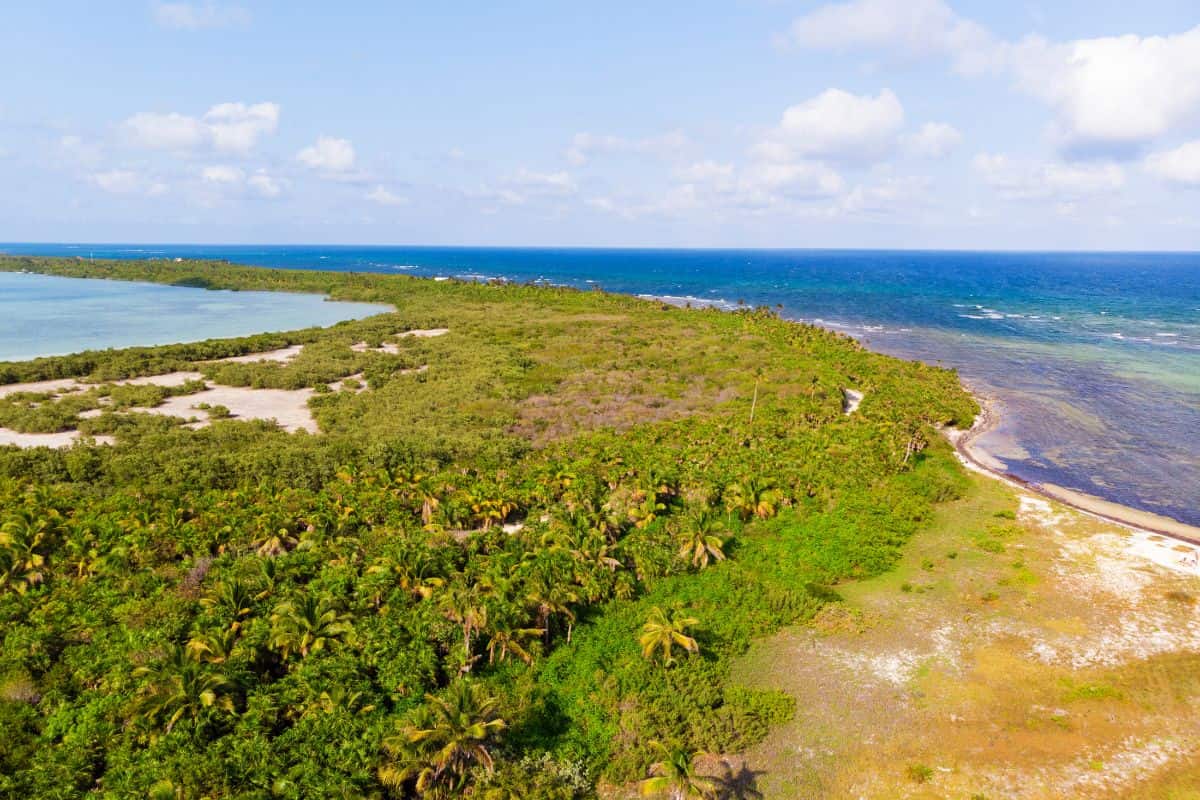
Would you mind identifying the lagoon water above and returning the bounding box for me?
[0,270,386,361]
[3,244,1198,527]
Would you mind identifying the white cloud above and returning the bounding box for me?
[1144,140,1200,187]
[122,111,207,151]
[509,168,576,194]
[120,102,279,154]
[297,136,356,172]
[367,185,407,205]
[1009,27,1200,154]
[248,170,282,197]
[200,165,244,184]
[202,102,280,153]
[675,160,736,190]
[785,0,1000,74]
[89,170,168,196]
[755,89,905,163]
[840,175,932,214]
[787,4,1200,155]
[152,2,250,30]
[566,130,688,166]
[737,161,845,203]
[905,122,962,158]
[973,153,1125,200]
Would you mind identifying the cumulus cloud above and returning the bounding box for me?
[785,3,1200,155]
[509,168,576,193]
[248,170,283,197]
[120,102,279,154]
[566,130,688,166]
[152,2,251,30]
[203,103,280,153]
[367,185,407,206]
[738,161,845,200]
[973,153,1125,200]
[1144,141,1200,187]
[89,170,168,196]
[122,111,207,151]
[1008,28,1200,155]
[754,89,905,163]
[905,122,962,158]
[785,0,1000,74]
[297,136,356,172]
[200,165,244,184]
[674,161,736,190]
[840,175,932,214]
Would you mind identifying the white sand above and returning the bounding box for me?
[115,371,205,387]
[0,330,451,449]
[0,430,115,448]
[211,345,304,364]
[399,328,449,338]
[842,388,864,415]
[0,378,81,399]
[129,386,318,433]
[351,341,401,354]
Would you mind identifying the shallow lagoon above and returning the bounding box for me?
[0,271,387,361]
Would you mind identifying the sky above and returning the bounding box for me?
[2,1,1200,250]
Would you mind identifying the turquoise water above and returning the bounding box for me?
[2,244,1197,527]
[0,271,387,361]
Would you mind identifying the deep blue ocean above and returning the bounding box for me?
[3,243,1198,527]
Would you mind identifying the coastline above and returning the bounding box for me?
[947,386,1200,546]
[4,255,1195,547]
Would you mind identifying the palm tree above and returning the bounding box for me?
[254,527,298,558]
[639,606,700,667]
[438,583,488,671]
[485,623,543,665]
[366,555,445,605]
[132,645,237,733]
[378,681,506,798]
[525,577,578,643]
[186,628,241,664]
[0,510,56,595]
[675,512,727,569]
[269,593,354,660]
[201,578,258,630]
[724,478,782,520]
[639,742,716,800]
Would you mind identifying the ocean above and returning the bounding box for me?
[2,243,1197,527]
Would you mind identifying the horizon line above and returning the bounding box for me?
[4,241,1200,257]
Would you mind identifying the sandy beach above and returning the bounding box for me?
[949,390,1200,546]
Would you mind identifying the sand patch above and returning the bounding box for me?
[115,371,205,387]
[0,429,115,448]
[210,345,304,364]
[351,341,401,354]
[399,328,449,338]
[129,386,317,433]
[0,378,80,399]
[842,388,864,415]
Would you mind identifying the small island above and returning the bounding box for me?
[0,257,1196,798]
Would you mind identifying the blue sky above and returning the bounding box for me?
[2,1,1199,249]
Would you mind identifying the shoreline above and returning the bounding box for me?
[948,387,1200,546]
[4,257,1195,547]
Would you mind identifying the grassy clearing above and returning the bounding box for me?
[731,474,1200,799]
